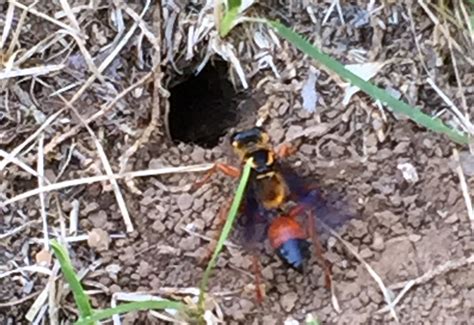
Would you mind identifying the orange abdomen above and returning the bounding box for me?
[268,216,306,249]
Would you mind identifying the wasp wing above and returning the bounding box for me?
[279,165,355,229]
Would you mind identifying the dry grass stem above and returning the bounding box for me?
[0,108,65,171]
[445,22,469,119]
[0,291,41,308]
[417,0,473,65]
[26,281,50,322]
[57,93,134,232]
[55,143,76,181]
[322,0,345,25]
[426,78,474,136]
[69,199,80,235]
[45,72,152,155]
[118,2,164,183]
[47,262,61,325]
[0,163,213,208]
[10,0,77,34]
[0,148,42,179]
[321,222,398,322]
[0,265,53,279]
[452,149,474,232]
[378,254,474,315]
[0,2,15,51]
[389,254,474,290]
[0,220,40,240]
[181,225,239,249]
[0,64,65,80]
[6,0,36,58]
[37,134,49,250]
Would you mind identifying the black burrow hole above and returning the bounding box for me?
[168,60,242,148]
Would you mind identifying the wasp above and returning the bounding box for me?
[193,127,347,301]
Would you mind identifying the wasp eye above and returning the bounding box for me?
[230,132,242,147]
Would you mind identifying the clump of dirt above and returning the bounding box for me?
[1,1,473,324]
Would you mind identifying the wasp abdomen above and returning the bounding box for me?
[277,238,310,272]
[268,216,309,272]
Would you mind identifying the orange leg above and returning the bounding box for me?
[199,198,233,265]
[287,205,332,289]
[307,212,333,289]
[287,204,306,220]
[191,162,240,192]
[276,143,297,158]
[252,254,264,304]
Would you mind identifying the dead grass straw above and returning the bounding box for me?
[0,163,213,208]
[320,222,399,322]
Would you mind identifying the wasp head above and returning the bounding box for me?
[231,127,268,149]
[230,127,272,163]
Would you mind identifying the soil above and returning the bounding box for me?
[1,1,473,324]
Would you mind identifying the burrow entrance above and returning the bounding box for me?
[168,60,243,148]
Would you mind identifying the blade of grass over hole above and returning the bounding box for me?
[220,0,242,37]
[50,240,93,319]
[74,301,184,325]
[198,158,253,312]
[267,20,470,145]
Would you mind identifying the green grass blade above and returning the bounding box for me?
[197,158,253,312]
[220,0,242,37]
[50,240,94,319]
[74,301,184,325]
[268,20,469,145]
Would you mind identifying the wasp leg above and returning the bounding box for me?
[276,143,297,158]
[252,254,264,304]
[307,211,333,289]
[287,204,333,289]
[191,162,240,191]
[199,197,232,265]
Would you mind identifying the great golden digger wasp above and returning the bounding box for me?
[192,126,351,302]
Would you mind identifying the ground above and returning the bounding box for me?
[0,1,473,324]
